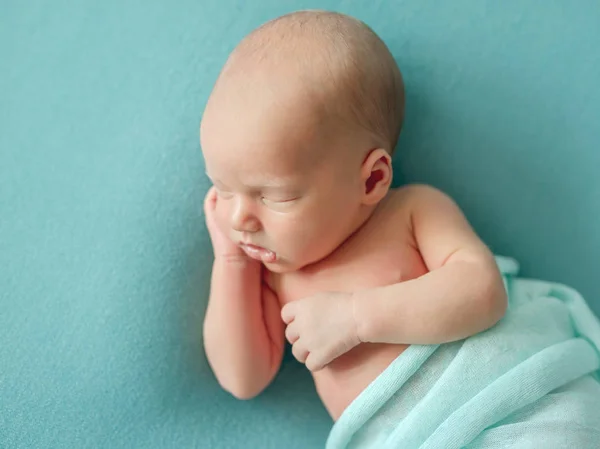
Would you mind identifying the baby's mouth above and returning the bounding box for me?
[239,243,276,263]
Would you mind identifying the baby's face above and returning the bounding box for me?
[201,85,365,273]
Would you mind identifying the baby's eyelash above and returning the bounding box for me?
[261,196,299,205]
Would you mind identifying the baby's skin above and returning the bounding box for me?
[201,10,507,420]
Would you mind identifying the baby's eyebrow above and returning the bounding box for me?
[258,182,289,189]
[204,171,296,191]
[254,179,302,192]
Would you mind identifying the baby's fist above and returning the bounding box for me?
[281,291,361,371]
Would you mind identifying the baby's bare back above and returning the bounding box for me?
[269,189,429,419]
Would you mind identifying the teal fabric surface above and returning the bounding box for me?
[1,1,599,448]
[327,257,600,448]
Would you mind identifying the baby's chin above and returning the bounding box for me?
[262,253,325,274]
[262,258,296,274]
[261,254,308,274]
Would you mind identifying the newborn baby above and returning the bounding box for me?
[201,10,507,420]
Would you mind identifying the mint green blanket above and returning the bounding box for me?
[327,257,600,448]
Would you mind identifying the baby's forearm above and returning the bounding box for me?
[354,258,507,345]
[203,257,283,399]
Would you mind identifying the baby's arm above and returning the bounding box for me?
[354,185,507,345]
[203,188,285,399]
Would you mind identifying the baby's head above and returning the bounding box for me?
[201,10,404,272]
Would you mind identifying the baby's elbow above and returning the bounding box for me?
[221,377,265,401]
[218,363,279,400]
[490,287,508,326]
[227,385,262,401]
[482,272,508,326]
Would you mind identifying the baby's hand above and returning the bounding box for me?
[204,186,246,260]
[281,291,361,372]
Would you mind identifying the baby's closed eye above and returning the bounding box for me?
[261,196,299,208]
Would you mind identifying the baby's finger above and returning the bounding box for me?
[291,341,309,364]
[305,352,326,372]
[285,322,299,344]
[281,303,296,324]
[203,186,217,212]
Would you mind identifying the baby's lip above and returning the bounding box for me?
[239,242,266,251]
[239,242,276,262]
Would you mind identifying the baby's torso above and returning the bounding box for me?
[268,190,429,420]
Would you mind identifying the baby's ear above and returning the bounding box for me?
[360,148,393,205]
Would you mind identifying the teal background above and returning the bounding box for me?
[1,1,599,448]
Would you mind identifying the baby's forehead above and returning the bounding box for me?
[203,82,335,159]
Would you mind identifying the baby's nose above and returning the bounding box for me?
[231,197,260,233]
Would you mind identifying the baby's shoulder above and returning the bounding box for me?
[363,184,445,241]
[389,183,449,203]
[377,184,459,239]
[385,183,451,216]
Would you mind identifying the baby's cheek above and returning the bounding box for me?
[291,224,320,250]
